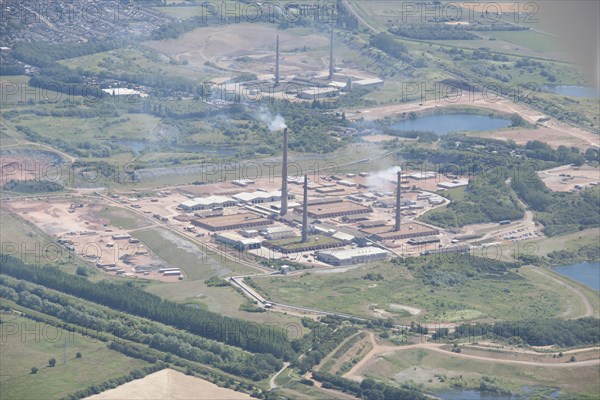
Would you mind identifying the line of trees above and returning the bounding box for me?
[1,275,283,382]
[0,256,294,359]
[312,372,428,400]
[451,318,600,347]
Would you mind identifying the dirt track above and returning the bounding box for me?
[343,332,600,382]
[528,267,596,318]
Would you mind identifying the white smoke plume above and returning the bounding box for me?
[367,166,402,190]
[268,114,287,131]
[257,108,287,131]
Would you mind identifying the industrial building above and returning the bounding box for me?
[317,246,388,266]
[263,225,296,240]
[298,86,339,100]
[303,200,372,219]
[437,180,469,189]
[215,232,262,251]
[233,190,294,204]
[407,236,441,245]
[352,78,384,89]
[180,195,237,211]
[406,172,437,180]
[366,222,440,241]
[191,213,273,231]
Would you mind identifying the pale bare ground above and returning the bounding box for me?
[344,332,600,382]
[347,97,599,149]
[388,304,422,316]
[481,125,599,149]
[538,164,600,192]
[85,369,251,400]
[144,24,329,76]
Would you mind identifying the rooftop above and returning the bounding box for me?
[318,246,387,260]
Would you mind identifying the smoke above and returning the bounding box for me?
[367,166,402,190]
[257,108,287,131]
[269,115,287,131]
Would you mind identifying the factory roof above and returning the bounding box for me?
[354,78,384,85]
[306,201,371,218]
[216,232,262,246]
[182,195,236,208]
[318,246,387,260]
[233,190,282,203]
[264,225,295,234]
[332,231,355,242]
[193,213,270,228]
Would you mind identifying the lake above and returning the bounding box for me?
[543,85,600,99]
[552,261,600,291]
[393,114,512,135]
[436,387,560,400]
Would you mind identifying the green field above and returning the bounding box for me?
[97,206,153,230]
[132,227,256,280]
[251,261,595,323]
[0,313,148,400]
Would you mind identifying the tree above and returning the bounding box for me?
[76,352,82,359]
[31,367,38,374]
[48,358,56,367]
[76,266,89,277]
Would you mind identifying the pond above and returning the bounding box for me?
[542,85,600,99]
[551,261,600,291]
[392,114,512,136]
[435,387,560,399]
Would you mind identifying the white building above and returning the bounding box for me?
[179,195,237,211]
[233,190,293,204]
[216,232,262,250]
[352,78,384,89]
[317,246,388,266]
[437,180,469,189]
[264,226,296,240]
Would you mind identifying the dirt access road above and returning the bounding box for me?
[343,332,600,382]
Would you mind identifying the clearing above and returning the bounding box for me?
[85,368,251,400]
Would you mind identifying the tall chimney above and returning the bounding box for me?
[275,35,280,86]
[280,128,288,216]
[328,28,334,80]
[394,170,402,231]
[301,174,309,242]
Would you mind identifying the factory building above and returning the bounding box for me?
[365,222,440,241]
[264,226,296,240]
[233,190,294,204]
[406,172,437,180]
[298,86,339,100]
[352,78,384,89]
[437,180,469,189]
[180,195,237,211]
[216,232,262,251]
[317,246,388,266]
[407,236,441,245]
[303,201,372,219]
[192,213,273,231]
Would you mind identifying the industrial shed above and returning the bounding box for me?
[317,246,388,266]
